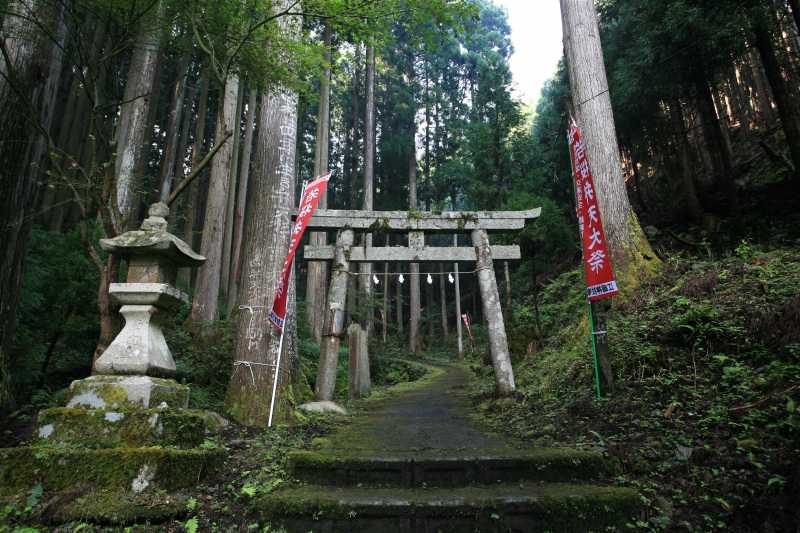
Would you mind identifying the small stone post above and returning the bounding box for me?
[347,323,371,400]
[357,327,370,398]
[348,323,360,400]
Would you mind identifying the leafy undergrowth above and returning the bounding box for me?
[474,241,800,531]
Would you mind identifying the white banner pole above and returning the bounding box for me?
[267,180,309,428]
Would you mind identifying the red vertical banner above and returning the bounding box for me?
[461,313,474,348]
[269,172,332,330]
[568,117,619,301]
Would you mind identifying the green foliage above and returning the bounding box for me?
[168,320,237,410]
[369,356,428,386]
[10,226,100,402]
[510,193,577,274]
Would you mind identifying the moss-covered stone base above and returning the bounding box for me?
[0,446,226,494]
[3,487,191,526]
[66,375,189,410]
[33,407,206,449]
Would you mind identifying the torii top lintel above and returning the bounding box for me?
[304,208,541,234]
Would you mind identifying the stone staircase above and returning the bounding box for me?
[257,363,639,533]
[260,447,639,532]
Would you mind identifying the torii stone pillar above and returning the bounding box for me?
[315,228,353,400]
[472,228,515,395]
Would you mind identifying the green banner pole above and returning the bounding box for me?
[587,301,602,399]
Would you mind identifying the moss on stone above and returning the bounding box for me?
[66,376,190,410]
[0,446,226,494]
[610,214,663,303]
[258,482,640,532]
[33,407,206,449]
[43,487,189,525]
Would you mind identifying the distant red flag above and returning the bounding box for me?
[461,313,473,344]
[568,118,619,301]
[269,172,332,330]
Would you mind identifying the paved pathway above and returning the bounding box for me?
[338,361,510,453]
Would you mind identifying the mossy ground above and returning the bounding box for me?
[471,237,800,532]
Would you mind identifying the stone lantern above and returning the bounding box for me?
[66,203,205,410]
[0,204,228,513]
[94,202,204,377]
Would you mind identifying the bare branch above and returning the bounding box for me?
[164,130,234,207]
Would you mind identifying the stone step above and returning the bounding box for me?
[258,482,640,533]
[287,448,610,488]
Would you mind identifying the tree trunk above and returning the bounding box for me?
[454,241,464,359]
[748,47,775,124]
[439,261,449,343]
[306,23,332,343]
[396,261,404,336]
[346,50,361,326]
[753,15,800,181]
[788,0,800,35]
[220,81,245,299]
[383,235,390,342]
[728,65,753,141]
[349,49,361,211]
[561,0,660,294]
[359,39,376,338]
[690,104,716,178]
[669,100,709,228]
[113,0,165,229]
[157,36,192,201]
[426,245,435,341]
[699,76,745,233]
[188,75,238,329]
[178,68,210,288]
[226,87,258,317]
[408,122,421,355]
[628,152,645,213]
[711,83,735,166]
[0,0,64,412]
[91,253,121,370]
[452,199,463,359]
[48,32,98,232]
[130,46,164,226]
[39,63,80,227]
[503,260,512,320]
[226,80,299,423]
[170,74,196,232]
[225,1,300,424]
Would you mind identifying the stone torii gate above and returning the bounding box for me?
[304,208,540,400]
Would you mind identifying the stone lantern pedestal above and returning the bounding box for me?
[95,283,186,377]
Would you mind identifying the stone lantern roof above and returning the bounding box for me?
[99,202,205,268]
